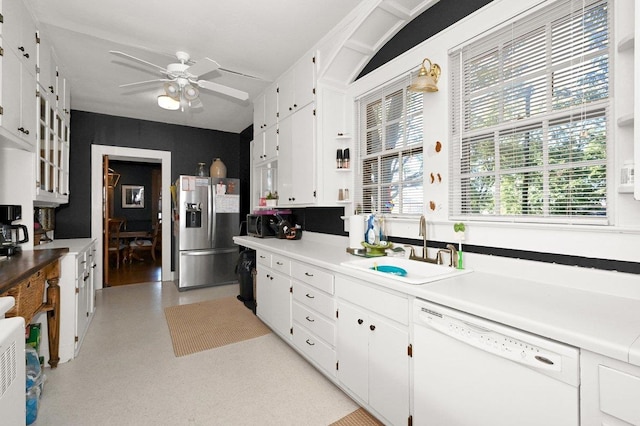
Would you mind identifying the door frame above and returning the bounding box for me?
[91,145,172,289]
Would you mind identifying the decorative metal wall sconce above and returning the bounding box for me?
[409,58,441,92]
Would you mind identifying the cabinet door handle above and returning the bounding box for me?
[357,319,363,325]
[19,46,25,52]
[276,261,283,265]
[370,324,376,331]
[23,53,30,58]
[304,272,314,277]
[305,339,315,346]
[305,293,314,299]
[305,316,314,322]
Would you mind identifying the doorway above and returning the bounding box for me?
[91,145,172,290]
[106,159,162,286]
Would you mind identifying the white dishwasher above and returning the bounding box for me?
[412,298,579,426]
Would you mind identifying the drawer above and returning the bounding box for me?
[271,254,291,275]
[599,365,640,425]
[291,261,334,294]
[293,324,336,376]
[2,271,45,323]
[336,275,409,325]
[256,250,271,267]
[293,281,335,319]
[293,301,335,346]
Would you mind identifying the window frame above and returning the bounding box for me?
[356,75,425,216]
[448,0,612,225]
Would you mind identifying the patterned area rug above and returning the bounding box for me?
[330,408,384,426]
[164,296,270,357]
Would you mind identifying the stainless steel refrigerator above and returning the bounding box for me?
[175,175,240,291]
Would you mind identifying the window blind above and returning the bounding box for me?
[449,0,610,224]
[357,75,424,215]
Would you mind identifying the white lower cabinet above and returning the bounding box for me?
[256,251,292,339]
[35,238,96,364]
[61,239,96,362]
[581,350,640,425]
[336,276,410,426]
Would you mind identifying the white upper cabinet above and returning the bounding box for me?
[37,32,58,99]
[277,103,316,205]
[278,54,316,120]
[0,0,38,149]
[253,82,278,137]
[2,0,37,71]
[0,47,38,148]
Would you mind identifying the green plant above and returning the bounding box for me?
[266,191,278,200]
[453,222,466,232]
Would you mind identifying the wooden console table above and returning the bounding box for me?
[0,248,68,368]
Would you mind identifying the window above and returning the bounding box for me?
[449,0,610,224]
[358,77,424,215]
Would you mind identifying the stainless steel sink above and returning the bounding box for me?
[340,257,471,284]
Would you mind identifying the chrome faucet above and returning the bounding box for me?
[437,244,458,268]
[409,215,439,264]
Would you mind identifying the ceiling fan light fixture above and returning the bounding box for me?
[183,84,199,101]
[164,82,180,98]
[157,94,180,110]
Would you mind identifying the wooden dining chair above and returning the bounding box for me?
[107,218,127,268]
[128,219,161,261]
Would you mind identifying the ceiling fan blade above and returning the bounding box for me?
[109,50,168,74]
[219,67,267,81]
[186,58,220,78]
[197,80,249,101]
[119,78,172,88]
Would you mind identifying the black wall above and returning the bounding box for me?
[55,110,248,239]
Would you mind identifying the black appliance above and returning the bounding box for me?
[246,214,279,238]
[0,205,29,257]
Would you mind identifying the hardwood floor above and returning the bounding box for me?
[107,252,162,286]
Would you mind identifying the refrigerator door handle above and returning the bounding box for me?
[208,179,214,244]
[181,248,237,256]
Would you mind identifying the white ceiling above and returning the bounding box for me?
[29,0,366,134]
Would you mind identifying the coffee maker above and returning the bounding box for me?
[0,205,29,256]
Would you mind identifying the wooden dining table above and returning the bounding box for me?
[119,230,153,263]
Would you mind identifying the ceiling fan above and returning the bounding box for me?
[110,50,250,111]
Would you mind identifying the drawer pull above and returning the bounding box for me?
[305,339,315,346]
[305,316,315,322]
[305,293,315,299]
[357,319,363,325]
[370,324,376,331]
[259,255,266,259]
[276,261,283,265]
[304,272,314,277]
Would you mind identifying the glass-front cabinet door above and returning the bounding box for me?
[35,85,69,205]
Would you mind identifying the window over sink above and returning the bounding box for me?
[449,0,611,225]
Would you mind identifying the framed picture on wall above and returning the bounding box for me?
[122,185,145,208]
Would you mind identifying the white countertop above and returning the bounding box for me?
[235,234,640,366]
[34,238,95,255]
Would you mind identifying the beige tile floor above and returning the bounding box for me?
[36,281,358,425]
